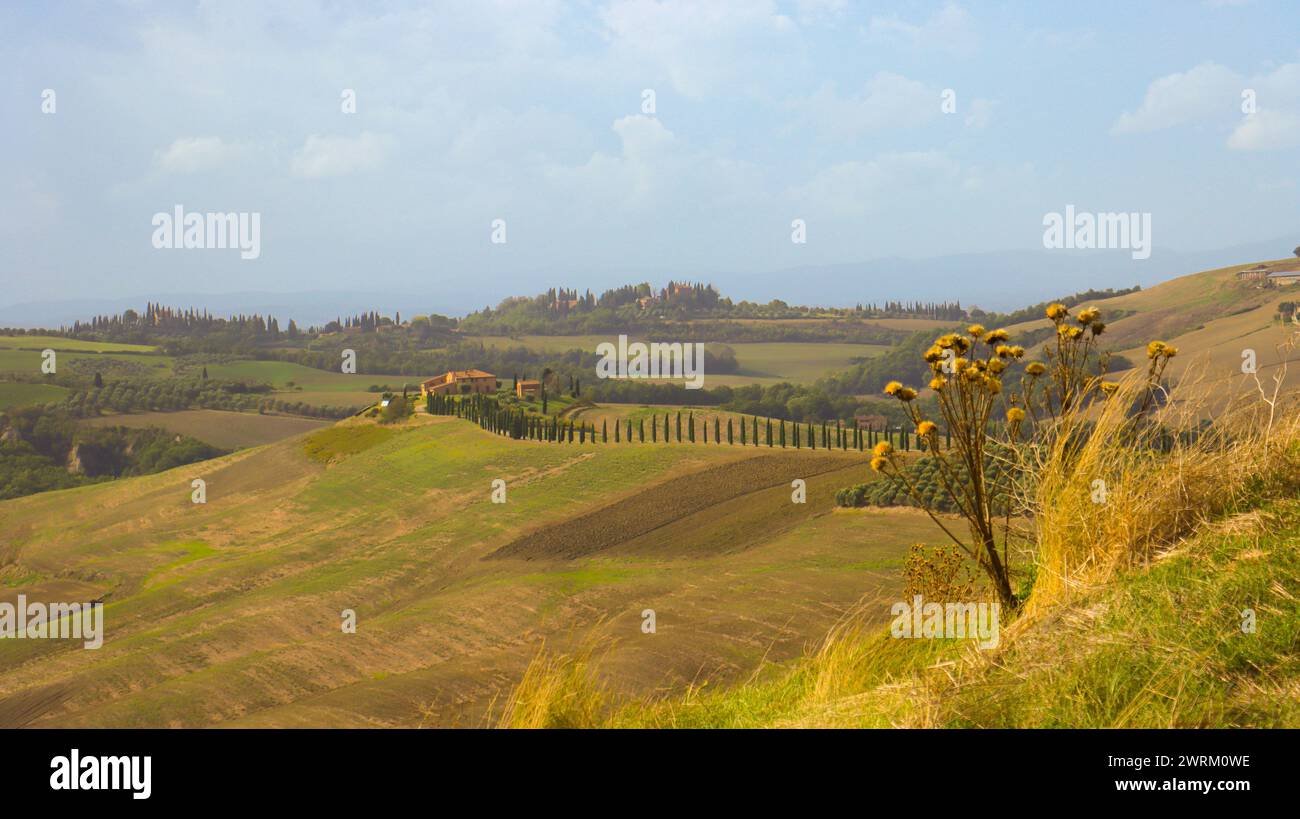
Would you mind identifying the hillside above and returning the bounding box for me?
[1004,258,1300,392]
[0,413,944,727]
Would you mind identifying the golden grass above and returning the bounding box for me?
[1026,365,1300,611]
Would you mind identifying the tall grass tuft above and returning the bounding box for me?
[1025,360,1300,610]
[494,641,607,729]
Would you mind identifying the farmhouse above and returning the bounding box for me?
[1268,269,1300,286]
[1237,266,1269,282]
[516,379,541,399]
[421,370,497,398]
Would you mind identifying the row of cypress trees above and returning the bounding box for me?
[424,392,944,451]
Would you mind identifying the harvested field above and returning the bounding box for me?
[488,451,863,561]
[84,409,329,449]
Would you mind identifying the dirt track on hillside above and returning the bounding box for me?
[487,451,862,561]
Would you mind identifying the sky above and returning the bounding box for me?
[2,0,1298,315]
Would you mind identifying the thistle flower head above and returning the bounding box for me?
[985,328,1010,344]
[929,376,947,391]
[1046,303,1069,321]
[917,421,937,436]
[1026,361,1047,376]
[870,456,888,472]
[873,441,893,457]
[1076,307,1101,325]
[884,381,903,396]
[1006,407,1026,423]
[967,324,986,339]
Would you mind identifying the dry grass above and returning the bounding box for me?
[1026,363,1300,610]
[493,641,607,729]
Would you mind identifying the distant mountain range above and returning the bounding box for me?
[2,237,1294,328]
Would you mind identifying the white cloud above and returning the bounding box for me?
[154,136,250,173]
[867,3,978,55]
[289,132,392,178]
[1111,62,1241,134]
[965,97,995,129]
[797,73,939,139]
[1228,108,1300,150]
[546,114,760,213]
[794,0,848,25]
[599,0,795,98]
[790,151,973,219]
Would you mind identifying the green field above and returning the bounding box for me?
[0,381,70,409]
[0,413,946,727]
[201,360,422,410]
[0,335,158,353]
[474,336,886,385]
[0,349,175,377]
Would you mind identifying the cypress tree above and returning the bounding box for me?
[714,416,720,444]
[652,417,658,442]
[779,419,786,447]
[639,418,645,442]
[766,417,773,447]
[627,418,633,442]
[727,418,733,445]
[794,422,801,449]
[740,417,747,445]
[602,420,607,443]
[752,416,758,446]
[809,421,816,450]
[614,419,620,442]
[676,412,682,442]
[688,412,695,443]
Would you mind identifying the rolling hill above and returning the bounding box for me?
[0,412,941,727]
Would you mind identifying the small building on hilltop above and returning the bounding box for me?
[421,370,498,398]
[1268,269,1300,286]
[1237,265,1270,282]
[516,379,541,399]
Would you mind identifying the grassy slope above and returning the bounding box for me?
[608,500,1300,728]
[0,414,943,727]
[1002,259,1300,393]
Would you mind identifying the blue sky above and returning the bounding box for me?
[2,0,1298,312]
